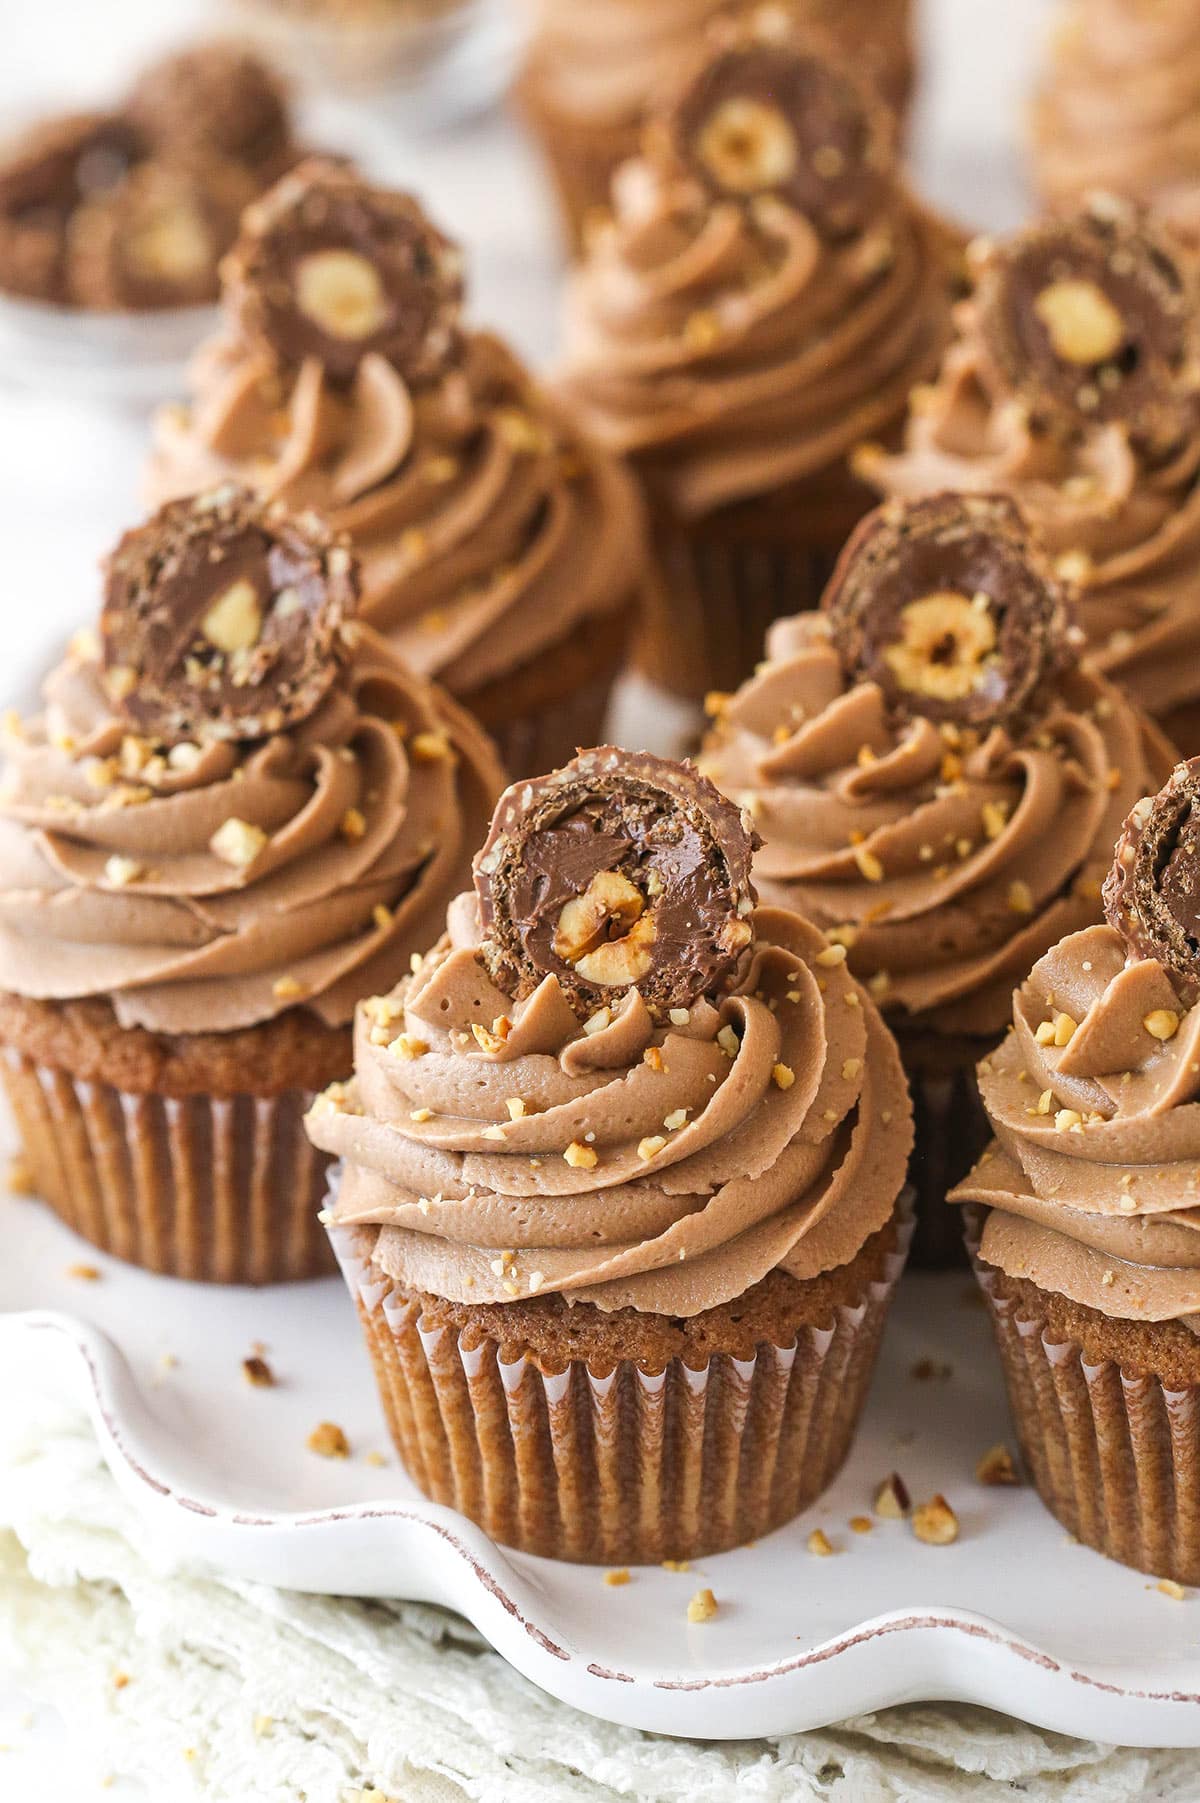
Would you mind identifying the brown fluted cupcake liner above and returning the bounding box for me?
[970,1223,1200,1584]
[330,1192,913,1564]
[637,479,876,705]
[895,1027,993,1271]
[459,603,633,778]
[2,1047,333,1284]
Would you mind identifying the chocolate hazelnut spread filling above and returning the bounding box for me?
[823,493,1075,732]
[102,486,357,747]
[224,159,465,388]
[474,747,758,1017]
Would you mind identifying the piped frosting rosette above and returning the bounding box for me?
[307,746,913,1316]
[859,201,1200,720]
[148,159,643,696]
[953,756,1200,1326]
[701,493,1174,1038]
[558,14,958,520]
[1032,0,1200,240]
[0,486,504,1036]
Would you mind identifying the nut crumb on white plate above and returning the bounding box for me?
[603,1568,631,1587]
[975,1443,1021,1486]
[849,1515,873,1535]
[807,1528,835,1557]
[912,1495,960,1545]
[874,1473,911,1518]
[1157,1579,1187,1601]
[687,1587,719,1624]
[364,1450,388,1468]
[66,1262,101,1281]
[661,1558,690,1572]
[242,1355,275,1388]
[307,1421,350,1459]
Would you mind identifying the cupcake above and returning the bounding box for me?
[858,200,1200,754]
[148,159,646,778]
[307,746,914,1563]
[0,487,503,1284]
[516,0,916,253]
[952,757,1200,1583]
[1031,0,1200,241]
[0,44,302,313]
[557,12,960,705]
[700,491,1174,1264]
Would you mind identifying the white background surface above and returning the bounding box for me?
[0,0,1053,1795]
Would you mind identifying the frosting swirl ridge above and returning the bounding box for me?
[306,900,913,1315]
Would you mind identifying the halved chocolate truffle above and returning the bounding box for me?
[100,485,358,746]
[1104,757,1200,1006]
[971,201,1200,453]
[659,18,893,238]
[223,158,464,386]
[823,492,1076,732]
[474,747,759,1017]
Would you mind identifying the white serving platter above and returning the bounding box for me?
[3,1192,1200,1747]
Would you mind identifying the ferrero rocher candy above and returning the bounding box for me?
[658,17,893,238]
[823,493,1076,732]
[125,43,292,178]
[971,201,1200,453]
[67,156,257,312]
[1104,758,1200,1005]
[100,485,358,746]
[222,158,465,387]
[474,747,759,1017]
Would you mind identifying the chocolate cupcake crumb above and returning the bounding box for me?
[474,747,759,1017]
[659,19,892,238]
[972,200,1200,452]
[100,485,358,746]
[1104,757,1200,1004]
[223,158,464,386]
[823,492,1077,732]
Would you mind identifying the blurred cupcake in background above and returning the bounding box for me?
[557,11,960,707]
[858,201,1200,755]
[149,159,646,777]
[516,0,917,254]
[0,42,302,313]
[1031,0,1200,241]
[701,492,1174,1264]
[0,487,503,1283]
[953,757,1200,1583]
[308,746,914,1563]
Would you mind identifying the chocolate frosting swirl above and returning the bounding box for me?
[701,602,1171,1039]
[0,626,504,1035]
[306,898,913,1316]
[149,235,642,694]
[860,203,1200,723]
[1032,0,1200,241]
[952,921,1200,1327]
[557,26,958,520]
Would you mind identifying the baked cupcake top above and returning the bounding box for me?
[0,487,503,1036]
[700,492,1173,1039]
[953,757,1200,1325]
[148,159,644,697]
[306,746,913,1316]
[521,0,914,131]
[556,12,959,519]
[1031,0,1200,240]
[858,201,1200,722]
